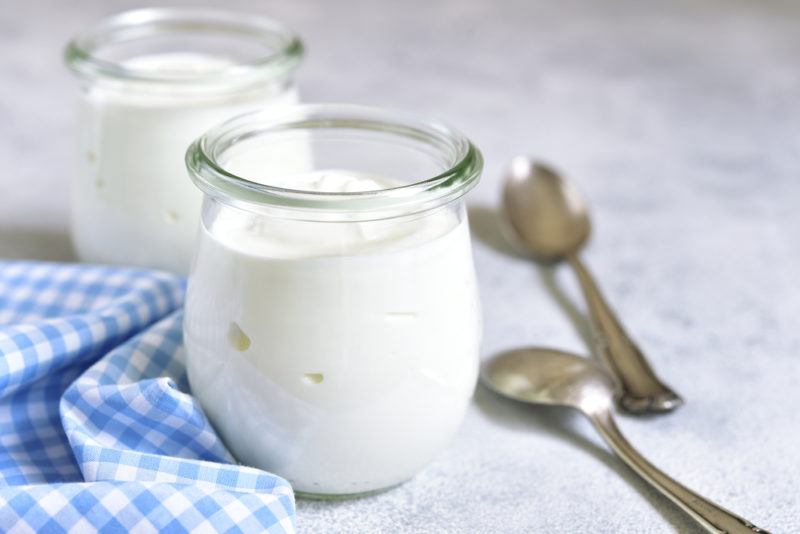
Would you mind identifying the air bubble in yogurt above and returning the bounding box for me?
[226,322,251,352]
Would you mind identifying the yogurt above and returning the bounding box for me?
[184,171,481,495]
[71,52,299,273]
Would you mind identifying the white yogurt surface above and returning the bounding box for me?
[71,52,299,273]
[184,171,481,495]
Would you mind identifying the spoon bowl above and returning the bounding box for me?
[483,348,615,413]
[503,158,590,262]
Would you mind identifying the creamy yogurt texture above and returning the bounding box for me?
[72,52,298,273]
[184,171,481,495]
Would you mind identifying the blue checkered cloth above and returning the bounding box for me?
[0,261,295,533]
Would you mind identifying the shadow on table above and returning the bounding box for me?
[0,227,76,262]
[473,382,701,533]
[468,204,594,354]
[466,204,526,259]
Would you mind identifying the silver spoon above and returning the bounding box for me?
[482,348,769,534]
[502,157,682,414]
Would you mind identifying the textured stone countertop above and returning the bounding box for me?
[2,1,799,532]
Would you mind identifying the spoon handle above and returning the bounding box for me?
[567,254,682,413]
[589,410,770,534]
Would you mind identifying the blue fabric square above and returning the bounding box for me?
[131,489,160,516]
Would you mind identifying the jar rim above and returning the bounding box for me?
[64,8,303,87]
[185,104,483,220]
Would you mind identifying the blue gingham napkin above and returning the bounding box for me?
[0,261,295,533]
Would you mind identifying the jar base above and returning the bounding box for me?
[294,480,408,501]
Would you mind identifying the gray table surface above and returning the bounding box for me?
[3,1,799,532]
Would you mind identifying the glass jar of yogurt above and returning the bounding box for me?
[64,8,303,273]
[184,104,483,497]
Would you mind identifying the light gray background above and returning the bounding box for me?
[2,1,799,532]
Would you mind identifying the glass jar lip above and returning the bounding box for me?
[185,103,484,220]
[64,7,303,87]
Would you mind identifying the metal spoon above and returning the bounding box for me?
[482,348,769,534]
[502,157,682,413]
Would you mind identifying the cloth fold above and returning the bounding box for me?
[0,261,295,533]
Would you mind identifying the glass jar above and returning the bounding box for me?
[64,8,303,273]
[184,104,483,497]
